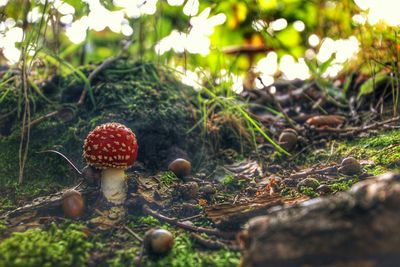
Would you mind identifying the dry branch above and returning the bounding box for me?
[142,205,235,239]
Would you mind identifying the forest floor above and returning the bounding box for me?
[0,60,399,267]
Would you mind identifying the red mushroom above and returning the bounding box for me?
[83,122,138,204]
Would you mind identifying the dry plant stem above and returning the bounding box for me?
[123,225,144,267]
[123,225,144,242]
[26,110,60,129]
[313,116,399,135]
[142,205,234,239]
[290,166,338,180]
[257,77,300,131]
[178,213,203,222]
[37,150,82,175]
[0,108,17,122]
[190,233,239,251]
[77,40,133,106]
[135,243,145,267]
[18,47,31,184]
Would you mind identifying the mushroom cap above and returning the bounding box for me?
[83,122,138,169]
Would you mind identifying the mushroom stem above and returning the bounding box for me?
[101,168,127,204]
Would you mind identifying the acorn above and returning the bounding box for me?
[168,158,192,178]
[145,229,174,255]
[62,189,85,219]
[338,157,361,175]
[278,128,298,151]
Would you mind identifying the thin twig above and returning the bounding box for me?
[123,225,144,242]
[178,213,203,222]
[37,150,82,175]
[18,42,31,185]
[25,110,60,129]
[135,242,145,267]
[142,205,234,239]
[190,233,240,251]
[313,116,400,136]
[0,108,17,122]
[77,40,133,106]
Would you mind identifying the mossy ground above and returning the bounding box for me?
[295,130,400,174]
[109,216,240,267]
[288,129,400,197]
[0,223,93,267]
[0,216,239,267]
[0,60,200,212]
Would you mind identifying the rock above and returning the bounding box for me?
[316,184,332,195]
[239,173,400,267]
[278,128,298,151]
[338,157,361,175]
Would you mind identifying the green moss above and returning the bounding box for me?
[0,223,93,267]
[293,130,400,175]
[109,232,240,267]
[133,216,162,228]
[0,220,6,235]
[330,178,358,193]
[159,171,179,187]
[221,174,247,190]
[299,186,319,198]
[109,247,138,267]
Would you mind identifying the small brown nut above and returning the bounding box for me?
[168,158,192,178]
[278,128,298,151]
[146,229,174,254]
[62,189,84,219]
[338,157,361,175]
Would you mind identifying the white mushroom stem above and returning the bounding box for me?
[101,168,127,205]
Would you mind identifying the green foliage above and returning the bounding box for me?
[201,250,240,267]
[159,171,179,187]
[330,178,358,193]
[0,223,93,267]
[0,220,6,235]
[221,174,247,190]
[358,73,390,98]
[133,216,162,228]
[299,186,319,198]
[108,247,139,267]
